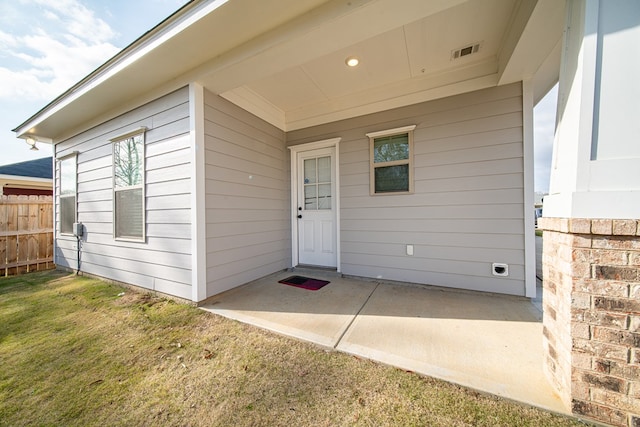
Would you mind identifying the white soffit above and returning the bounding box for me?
[223,0,520,131]
[498,0,566,87]
[404,0,515,77]
[300,27,412,100]
[14,0,329,140]
[16,0,564,140]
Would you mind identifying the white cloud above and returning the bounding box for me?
[31,0,116,43]
[43,10,60,21]
[0,31,17,47]
[0,0,119,103]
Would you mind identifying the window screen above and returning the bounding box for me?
[59,155,76,234]
[368,127,414,194]
[113,132,145,240]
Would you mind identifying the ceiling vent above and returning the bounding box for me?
[451,42,482,60]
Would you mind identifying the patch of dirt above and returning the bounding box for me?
[114,292,161,307]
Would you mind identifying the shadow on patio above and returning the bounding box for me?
[201,262,566,416]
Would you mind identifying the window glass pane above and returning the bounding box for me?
[304,158,316,184]
[318,184,331,209]
[373,134,409,163]
[317,156,331,183]
[60,157,76,196]
[115,188,143,239]
[114,134,143,188]
[60,196,75,234]
[375,164,409,193]
[304,185,317,210]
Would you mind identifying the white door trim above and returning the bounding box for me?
[289,137,341,271]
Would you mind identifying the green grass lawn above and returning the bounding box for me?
[0,271,585,427]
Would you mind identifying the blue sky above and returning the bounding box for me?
[0,0,186,164]
[0,0,557,193]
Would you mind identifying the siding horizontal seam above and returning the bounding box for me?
[204,139,284,165]
[203,104,284,143]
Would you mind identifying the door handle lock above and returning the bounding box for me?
[297,214,302,219]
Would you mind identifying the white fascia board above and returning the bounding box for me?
[0,175,52,184]
[13,0,229,139]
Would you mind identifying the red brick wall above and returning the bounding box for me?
[540,218,640,427]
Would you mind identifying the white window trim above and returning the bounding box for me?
[112,128,146,242]
[58,153,78,237]
[366,125,416,195]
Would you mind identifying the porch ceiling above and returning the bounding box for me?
[218,0,515,130]
[15,0,565,142]
[213,0,565,131]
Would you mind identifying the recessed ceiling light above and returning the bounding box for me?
[345,56,359,67]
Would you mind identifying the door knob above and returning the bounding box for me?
[297,214,302,219]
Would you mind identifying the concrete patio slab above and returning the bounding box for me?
[200,266,568,415]
[336,282,566,414]
[200,270,376,348]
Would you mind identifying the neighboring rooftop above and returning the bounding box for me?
[0,157,53,179]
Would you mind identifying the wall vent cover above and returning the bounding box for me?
[451,42,481,60]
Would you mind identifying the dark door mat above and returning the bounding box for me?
[278,275,330,291]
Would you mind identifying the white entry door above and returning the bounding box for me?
[296,147,337,267]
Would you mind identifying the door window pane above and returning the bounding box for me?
[303,156,332,210]
[317,156,331,182]
[304,185,317,210]
[318,184,331,209]
[304,158,317,184]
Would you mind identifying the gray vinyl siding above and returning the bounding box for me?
[54,87,192,299]
[203,90,289,296]
[287,83,526,296]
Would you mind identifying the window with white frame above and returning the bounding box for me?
[112,129,145,240]
[367,125,416,194]
[59,155,77,235]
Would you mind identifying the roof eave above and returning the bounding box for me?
[11,0,206,140]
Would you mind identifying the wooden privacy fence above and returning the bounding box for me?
[0,195,54,276]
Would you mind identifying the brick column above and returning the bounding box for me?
[540,218,640,427]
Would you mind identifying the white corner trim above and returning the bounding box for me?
[52,155,58,265]
[189,82,207,303]
[522,80,536,298]
[365,125,416,139]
